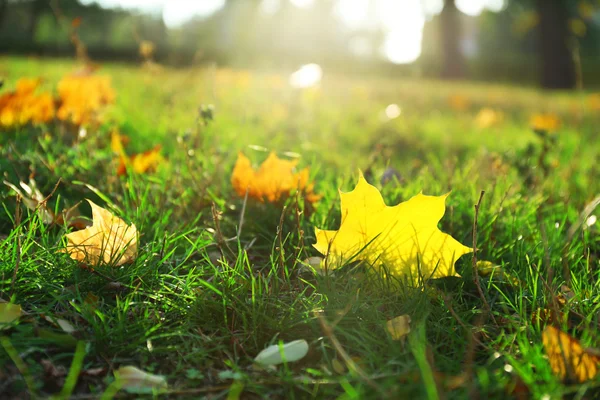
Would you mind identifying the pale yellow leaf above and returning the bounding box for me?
[386,315,411,340]
[114,366,168,393]
[0,303,22,328]
[63,200,137,266]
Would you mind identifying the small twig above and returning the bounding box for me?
[471,191,496,325]
[292,191,306,267]
[316,312,385,397]
[237,189,249,240]
[211,203,234,260]
[276,205,287,280]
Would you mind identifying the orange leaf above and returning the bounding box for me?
[231,151,320,203]
[542,326,600,383]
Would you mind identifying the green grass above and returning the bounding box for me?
[1,56,600,399]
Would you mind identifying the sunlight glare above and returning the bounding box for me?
[422,0,444,16]
[456,0,485,16]
[162,0,225,27]
[289,64,323,88]
[385,104,402,119]
[378,0,424,64]
[486,0,506,12]
[260,0,282,15]
[290,0,315,9]
[335,0,370,29]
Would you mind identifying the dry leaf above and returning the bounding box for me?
[542,326,600,382]
[386,315,411,340]
[118,145,163,176]
[112,131,163,176]
[0,303,22,328]
[63,200,137,266]
[231,151,320,203]
[3,179,87,228]
[530,113,561,133]
[313,174,471,285]
[114,366,168,393]
[476,260,520,286]
[475,108,503,129]
[44,315,76,334]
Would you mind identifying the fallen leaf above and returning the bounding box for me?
[231,151,320,203]
[313,174,471,285]
[3,179,87,228]
[44,316,76,334]
[114,366,168,393]
[0,303,22,328]
[542,326,600,382]
[254,339,309,366]
[475,108,503,129]
[62,200,138,266]
[476,260,520,286]
[448,94,470,111]
[386,315,411,341]
[112,131,163,176]
[41,359,67,388]
[530,113,561,133]
[331,358,345,374]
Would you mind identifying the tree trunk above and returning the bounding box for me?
[536,0,575,89]
[440,0,465,79]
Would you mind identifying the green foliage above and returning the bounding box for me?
[1,56,599,398]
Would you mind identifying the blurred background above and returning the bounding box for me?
[1,0,599,88]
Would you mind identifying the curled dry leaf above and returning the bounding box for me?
[314,174,471,286]
[231,151,320,203]
[62,200,137,266]
[542,326,600,383]
[3,179,88,229]
[254,339,309,366]
[386,315,411,341]
[114,366,168,393]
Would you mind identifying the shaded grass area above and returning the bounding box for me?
[1,56,600,398]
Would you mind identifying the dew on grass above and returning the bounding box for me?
[503,364,513,373]
[586,215,597,227]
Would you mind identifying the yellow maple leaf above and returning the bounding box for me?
[313,174,471,285]
[542,326,600,383]
[63,200,137,266]
[231,151,320,203]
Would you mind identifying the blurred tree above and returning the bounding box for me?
[0,0,7,26]
[536,0,576,88]
[440,0,465,79]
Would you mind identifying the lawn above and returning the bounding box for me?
[1,56,600,399]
